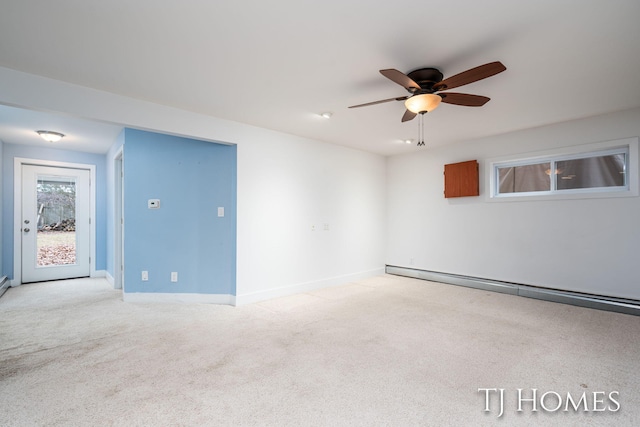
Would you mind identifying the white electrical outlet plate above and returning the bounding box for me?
[148,199,160,209]
[217,207,224,217]
[142,271,149,281]
[171,272,178,282]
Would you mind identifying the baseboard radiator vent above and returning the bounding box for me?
[386,266,640,317]
[0,276,9,299]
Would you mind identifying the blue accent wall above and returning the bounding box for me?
[1,144,107,278]
[123,129,237,295]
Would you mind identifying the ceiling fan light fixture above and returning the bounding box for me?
[36,130,65,142]
[404,94,442,114]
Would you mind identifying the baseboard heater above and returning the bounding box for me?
[386,266,640,317]
[0,276,9,299]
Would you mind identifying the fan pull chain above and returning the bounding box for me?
[417,112,425,146]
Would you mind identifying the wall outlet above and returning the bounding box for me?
[171,272,178,282]
[142,270,149,281]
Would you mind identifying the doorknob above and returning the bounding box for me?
[23,228,30,233]
[24,219,30,224]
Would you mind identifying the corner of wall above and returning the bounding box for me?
[0,139,3,276]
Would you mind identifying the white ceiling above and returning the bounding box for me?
[0,105,122,154]
[1,0,639,156]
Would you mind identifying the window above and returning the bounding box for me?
[498,162,550,194]
[490,140,637,200]
[556,153,625,190]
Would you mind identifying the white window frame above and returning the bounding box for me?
[487,137,639,202]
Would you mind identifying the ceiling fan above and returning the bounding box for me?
[348,61,507,122]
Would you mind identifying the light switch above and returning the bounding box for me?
[148,199,160,209]
[217,207,224,217]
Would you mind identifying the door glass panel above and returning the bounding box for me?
[36,175,77,266]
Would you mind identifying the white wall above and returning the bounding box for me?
[237,131,386,302]
[0,67,386,302]
[387,108,640,300]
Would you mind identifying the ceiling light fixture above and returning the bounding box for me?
[320,112,333,119]
[404,94,442,147]
[404,139,413,145]
[36,130,65,142]
[404,94,442,115]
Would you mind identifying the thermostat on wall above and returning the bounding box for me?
[148,199,160,209]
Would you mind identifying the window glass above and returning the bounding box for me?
[498,163,550,194]
[556,153,626,190]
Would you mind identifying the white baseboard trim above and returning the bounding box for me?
[105,271,115,286]
[123,292,236,305]
[235,267,385,306]
[92,270,107,278]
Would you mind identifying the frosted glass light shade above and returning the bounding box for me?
[36,130,65,142]
[404,94,442,114]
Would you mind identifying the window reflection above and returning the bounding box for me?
[556,154,625,190]
[498,163,550,193]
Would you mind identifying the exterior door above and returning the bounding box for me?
[21,165,91,283]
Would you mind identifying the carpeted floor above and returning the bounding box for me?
[1,275,639,426]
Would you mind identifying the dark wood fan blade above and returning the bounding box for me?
[439,92,490,107]
[433,61,506,91]
[401,110,417,122]
[380,69,421,92]
[348,96,408,108]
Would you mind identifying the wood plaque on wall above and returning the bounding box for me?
[444,160,479,198]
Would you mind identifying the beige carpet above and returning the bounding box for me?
[1,275,639,426]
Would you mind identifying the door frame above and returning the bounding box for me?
[13,158,97,286]
[113,148,124,290]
